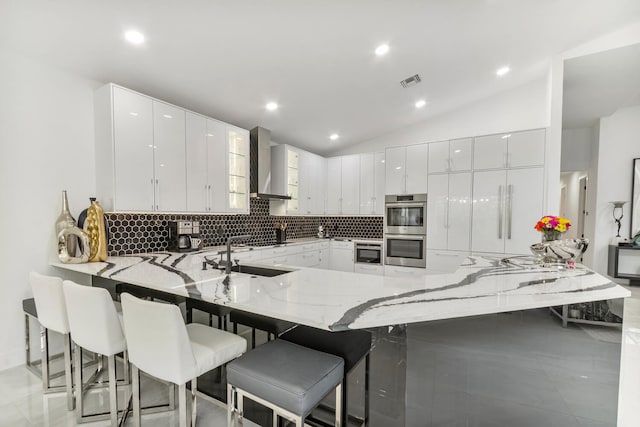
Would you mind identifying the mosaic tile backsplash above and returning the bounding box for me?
[106,199,383,255]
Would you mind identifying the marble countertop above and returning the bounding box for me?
[52,253,630,331]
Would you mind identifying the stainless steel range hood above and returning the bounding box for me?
[249,127,291,200]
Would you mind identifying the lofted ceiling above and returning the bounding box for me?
[563,43,640,129]
[1,0,640,155]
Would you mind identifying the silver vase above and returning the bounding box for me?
[55,191,77,257]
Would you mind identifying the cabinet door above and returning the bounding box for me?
[471,170,507,253]
[309,153,327,214]
[508,129,545,168]
[341,155,360,215]
[385,146,406,194]
[428,141,449,174]
[504,168,544,254]
[405,144,428,194]
[359,153,375,214]
[185,113,208,212]
[227,126,249,212]
[449,138,473,171]
[473,134,508,170]
[326,157,342,214]
[153,101,186,211]
[206,119,227,212]
[287,148,302,214]
[426,174,448,250]
[374,151,386,215]
[447,172,472,251]
[112,87,154,211]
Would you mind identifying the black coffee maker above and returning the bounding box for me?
[168,221,200,252]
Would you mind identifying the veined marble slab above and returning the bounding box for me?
[52,253,629,331]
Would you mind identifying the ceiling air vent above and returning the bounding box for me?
[400,74,421,88]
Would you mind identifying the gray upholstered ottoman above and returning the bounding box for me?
[226,339,344,427]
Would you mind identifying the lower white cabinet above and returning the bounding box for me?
[329,241,355,272]
[355,264,383,275]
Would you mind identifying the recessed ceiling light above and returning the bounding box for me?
[501,134,511,139]
[375,44,389,56]
[329,134,339,141]
[163,114,172,119]
[496,66,510,77]
[415,99,427,108]
[266,102,278,111]
[124,30,145,45]
[129,112,138,116]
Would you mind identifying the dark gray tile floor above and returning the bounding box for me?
[2,308,620,426]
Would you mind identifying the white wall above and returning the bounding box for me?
[561,128,593,171]
[590,105,640,277]
[0,49,101,370]
[559,171,587,240]
[332,77,550,156]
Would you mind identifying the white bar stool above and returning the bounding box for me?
[29,272,74,410]
[63,280,129,425]
[120,293,247,427]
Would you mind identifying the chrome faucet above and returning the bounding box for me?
[225,235,252,274]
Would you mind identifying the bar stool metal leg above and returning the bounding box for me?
[132,364,141,427]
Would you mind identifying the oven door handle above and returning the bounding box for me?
[385,234,425,241]
[385,202,426,209]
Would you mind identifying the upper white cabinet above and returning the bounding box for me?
[385,144,428,195]
[227,126,250,212]
[473,129,545,170]
[471,168,544,255]
[428,138,473,173]
[427,172,472,251]
[271,145,327,215]
[96,85,187,212]
[326,155,360,215]
[152,101,187,212]
[359,152,385,215]
[185,113,227,212]
[96,83,249,213]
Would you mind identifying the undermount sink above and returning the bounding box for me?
[230,265,291,277]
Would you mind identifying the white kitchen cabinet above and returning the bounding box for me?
[326,155,360,215]
[429,138,473,173]
[329,241,354,272]
[227,126,250,213]
[359,152,385,215]
[152,101,186,212]
[106,85,155,211]
[471,168,544,255]
[185,113,227,212]
[96,83,249,213]
[474,129,545,170]
[385,144,428,195]
[427,172,472,251]
[272,146,327,215]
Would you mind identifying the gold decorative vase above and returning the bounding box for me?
[57,226,90,264]
[85,200,108,262]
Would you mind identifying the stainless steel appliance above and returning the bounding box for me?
[385,194,427,235]
[355,242,383,265]
[384,234,426,268]
[168,220,201,252]
[384,193,428,268]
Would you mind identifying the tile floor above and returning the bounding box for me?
[0,307,623,426]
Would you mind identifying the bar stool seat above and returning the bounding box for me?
[230,310,296,348]
[281,326,372,426]
[227,339,344,426]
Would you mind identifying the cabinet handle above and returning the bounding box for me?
[503,153,508,168]
[204,184,208,211]
[403,174,407,193]
[498,185,503,239]
[447,158,452,172]
[209,185,213,212]
[445,197,449,229]
[156,179,160,211]
[151,178,155,210]
[507,184,513,239]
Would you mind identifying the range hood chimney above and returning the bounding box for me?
[249,127,291,200]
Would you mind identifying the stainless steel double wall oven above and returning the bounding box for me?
[384,194,427,268]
